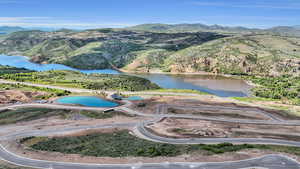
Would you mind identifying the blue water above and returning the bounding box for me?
[135,74,250,97]
[56,96,119,107]
[0,54,251,97]
[0,55,120,74]
[125,96,144,101]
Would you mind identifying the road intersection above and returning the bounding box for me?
[0,80,299,169]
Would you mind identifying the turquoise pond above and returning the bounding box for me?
[125,96,144,101]
[56,96,119,107]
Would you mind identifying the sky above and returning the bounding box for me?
[0,0,299,29]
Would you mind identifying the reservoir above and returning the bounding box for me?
[0,54,252,97]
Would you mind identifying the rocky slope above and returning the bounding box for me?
[161,35,300,76]
[0,28,299,76]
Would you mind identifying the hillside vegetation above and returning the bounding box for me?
[245,75,300,105]
[0,70,160,91]
[22,130,300,157]
[0,28,299,76]
[0,65,35,75]
[161,35,300,76]
[0,29,224,70]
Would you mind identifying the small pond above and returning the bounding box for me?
[124,96,144,101]
[56,96,119,107]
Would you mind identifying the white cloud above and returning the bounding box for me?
[0,17,135,28]
[191,1,300,10]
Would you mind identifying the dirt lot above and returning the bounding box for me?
[0,90,47,104]
[147,118,300,141]
[131,96,291,120]
[0,114,147,139]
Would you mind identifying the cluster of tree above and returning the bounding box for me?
[0,65,34,75]
[0,70,160,91]
[246,75,300,104]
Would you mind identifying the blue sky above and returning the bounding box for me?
[0,0,299,29]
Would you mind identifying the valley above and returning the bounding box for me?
[0,25,299,169]
[0,28,299,76]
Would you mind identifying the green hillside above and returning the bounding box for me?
[0,28,299,76]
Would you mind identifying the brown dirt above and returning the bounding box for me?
[0,90,47,104]
[20,115,145,132]
[148,118,232,138]
[131,96,290,120]
[55,128,127,138]
[148,117,300,141]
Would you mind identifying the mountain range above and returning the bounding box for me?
[127,24,300,36]
[0,26,26,34]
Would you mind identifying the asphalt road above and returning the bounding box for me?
[0,145,299,169]
[0,80,300,168]
[136,122,300,146]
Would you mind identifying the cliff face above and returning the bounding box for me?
[0,29,299,76]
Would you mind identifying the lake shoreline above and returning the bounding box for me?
[0,54,252,97]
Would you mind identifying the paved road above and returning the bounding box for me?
[0,80,300,168]
[156,104,284,122]
[0,145,299,169]
[136,121,300,146]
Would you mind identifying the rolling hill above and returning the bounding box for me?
[0,26,299,76]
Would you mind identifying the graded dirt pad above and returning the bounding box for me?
[131,96,291,120]
[147,118,300,141]
[166,106,269,120]
[0,90,47,104]
[131,96,226,115]
[0,114,146,140]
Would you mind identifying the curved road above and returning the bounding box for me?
[0,80,300,168]
[0,146,299,169]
